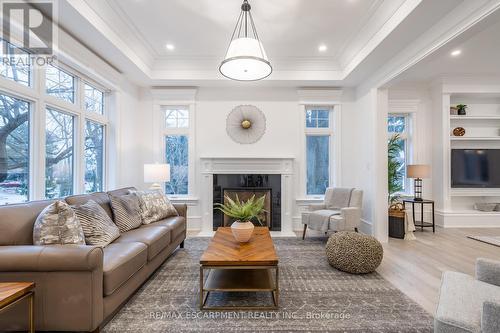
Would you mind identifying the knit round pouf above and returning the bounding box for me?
[326,231,383,274]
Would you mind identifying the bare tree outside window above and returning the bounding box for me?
[45,108,74,199]
[165,135,188,195]
[0,40,30,86]
[85,120,104,193]
[46,65,75,103]
[84,84,104,115]
[0,93,30,204]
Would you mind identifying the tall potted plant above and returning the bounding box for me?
[388,134,405,238]
[214,194,266,242]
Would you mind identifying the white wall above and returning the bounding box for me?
[118,86,385,234]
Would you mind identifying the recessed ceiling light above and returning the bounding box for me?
[451,49,461,57]
[166,43,175,51]
[318,44,327,52]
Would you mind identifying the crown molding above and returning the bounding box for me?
[297,88,343,104]
[150,87,198,102]
[388,99,420,113]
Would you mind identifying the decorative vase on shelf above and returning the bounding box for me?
[230,221,255,242]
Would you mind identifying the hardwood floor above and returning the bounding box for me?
[377,227,500,315]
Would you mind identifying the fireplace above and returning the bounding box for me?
[213,174,281,231]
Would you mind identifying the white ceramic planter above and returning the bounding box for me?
[230,221,255,242]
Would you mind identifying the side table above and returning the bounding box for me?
[0,282,35,333]
[403,198,435,232]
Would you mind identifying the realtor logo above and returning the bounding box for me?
[2,1,53,54]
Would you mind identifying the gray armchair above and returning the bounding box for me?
[435,258,500,333]
[302,187,363,239]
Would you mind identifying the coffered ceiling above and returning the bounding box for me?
[52,0,498,87]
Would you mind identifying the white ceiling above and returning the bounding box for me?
[387,9,500,86]
[49,0,498,87]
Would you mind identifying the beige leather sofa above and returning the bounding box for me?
[0,187,187,332]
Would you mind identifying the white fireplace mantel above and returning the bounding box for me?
[199,157,295,237]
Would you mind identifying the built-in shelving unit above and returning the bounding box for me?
[434,88,500,227]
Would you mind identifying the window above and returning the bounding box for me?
[388,114,410,193]
[306,109,329,128]
[307,136,330,195]
[46,65,75,103]
[45,108,74,198]
[0,40,31,86]
[0,55,109,205]
[0,93,30,204]
[84,83,104,114]
[165,135,188,195]
[85,120,104,193]
[165,107,188,128]
[305,106,333,195]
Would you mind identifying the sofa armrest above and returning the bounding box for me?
[173,203,187,219]
[476,258,500,286]
[341,207,361,229]
[482,301,500,333]
[0,245,103,272]
[309,203,326,211]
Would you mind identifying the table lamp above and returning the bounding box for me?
[144,163,170,191]
[407,164,430,201]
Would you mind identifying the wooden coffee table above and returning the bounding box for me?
[0,282,35,333]
[199,227,279,310]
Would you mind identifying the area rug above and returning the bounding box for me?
[103,238,433,332]
[468,235,500,247]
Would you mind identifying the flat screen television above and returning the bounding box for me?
[451,149,500,188]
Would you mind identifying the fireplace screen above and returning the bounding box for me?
[223,189,272,227]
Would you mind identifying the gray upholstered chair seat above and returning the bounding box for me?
[302,187,363,239]
[436,272,500,333]
[435,258,500,333]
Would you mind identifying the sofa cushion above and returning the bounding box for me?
[109,193,142,233]
[435,271,500,333]
[33,201,85,245]
[71,200,120,247]
[103,242,147,296]
[65,192,113,219]
[113,227,171,261]
[141,216,186,239]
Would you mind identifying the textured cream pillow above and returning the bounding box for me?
[134,190,178,224]
[33,200,86,245]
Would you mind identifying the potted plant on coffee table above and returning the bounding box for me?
[214,194,266,243]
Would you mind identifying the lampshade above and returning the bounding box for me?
[144,164,170,183]
[219,0,272,81]
[219,37,272,81]
[407,164,431,179]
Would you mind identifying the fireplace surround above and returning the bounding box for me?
[200,157,294,236]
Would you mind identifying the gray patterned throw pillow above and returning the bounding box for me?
[133,190,178,224]
[33,201,86,245]
[109,193,142,232]
[72,200,120,247]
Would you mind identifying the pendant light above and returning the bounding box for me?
[219,0,272,81]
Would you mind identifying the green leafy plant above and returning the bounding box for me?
[214,194,266,225]
[456,104,467,115]
[388,134,404,204]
